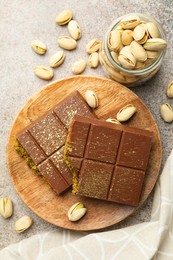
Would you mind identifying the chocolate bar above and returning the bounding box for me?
[15,91,97,195]
[65,115,153,206]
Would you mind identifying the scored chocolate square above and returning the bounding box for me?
[15,91,97,195]
[65,115,153,206]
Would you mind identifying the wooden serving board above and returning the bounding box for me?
[7,76,162,231]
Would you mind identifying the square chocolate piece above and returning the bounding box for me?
[15,91,97,195]
[65,115,153,206]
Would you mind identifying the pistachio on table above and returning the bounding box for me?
[86,38,100,54]
[34,66,54,80]
[116,104,137,122]
[68,202,87,222]
[166,81,173,98]
[106,118,121,124]
[0,197,13,219]
[15,215,33,233]
[85,90,99,109]
[89,52,99,68]
[49,51,65,68]
[72,59,86,74]
[55,10,73,25]
[57,36,77,50]
[68,20,81,40]
[31,40,47,55]
[160,103,173,123]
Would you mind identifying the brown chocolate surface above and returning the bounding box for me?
[65,115,153,206]
[16,91,97,195]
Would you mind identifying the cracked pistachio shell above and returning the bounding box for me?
[116,104,137,122]
[49,51,65,68]
[133,24,146,42]
[108,29,121,52]
[31,40,47,55]
[72,59,86,74]
[122,30,133,45]
[0,198,13,219]
[106,118,121,124]
[118,46,136,69]
[146,22,160,38]
[86,39,101,54]
[34,66,54,80]
[166,82,173,98]
[68,202,87,222]
[137,33,148,44]
[85,90,99,108]
[57,36,77,50]
[55,10,73,25]
[146,50,159,59]
[130,41,147,62]
[144,38,167,51]
[120,15,140,29]
[15,216,33,233]
[160,103,173,123]
[68,20,81,40]
[89,52,99,68]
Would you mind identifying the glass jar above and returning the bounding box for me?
[99,13,167,87]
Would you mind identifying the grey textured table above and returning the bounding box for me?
[0,0,173,250]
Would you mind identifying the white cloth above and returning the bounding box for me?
[1,150,173,260]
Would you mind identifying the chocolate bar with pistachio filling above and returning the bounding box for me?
[15,91,97,195]
[64,115,153,206]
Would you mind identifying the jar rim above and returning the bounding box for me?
[105,13,166,76]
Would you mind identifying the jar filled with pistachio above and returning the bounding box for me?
[99,13,167,87]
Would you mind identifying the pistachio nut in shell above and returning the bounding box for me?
[120,15,140,29]
[160,103,173,123]
[122,30,133,45]
[55,10,73,25]
[34,66,54,80]
[89,52,99,68]
[137,33,148,45]
[118,46,136,69]
[0,197,13,219]
[146,50,159,59]
[57,36,77,50]
[108,29,121,52]
[85,90,99,108]
[72,59,86,74]
[15,215,33,233]
[146,22,160,38]
[68,202,87,222]
[116,104,137,122]
[86,38,100,54]
[166,81,173,98]
[133,25,146,42]
[106,118,121,124]
[130,41,147,62]
[31,40,47,55]
[68,20,81,40]
[143,38,167,51]
[49,51,65,68]
[111,51,120,64]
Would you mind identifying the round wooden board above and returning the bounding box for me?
[7,76,162,231]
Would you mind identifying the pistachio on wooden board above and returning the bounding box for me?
[0,197,13,219]
[106,118,121,124]
[116,104,137,122]
[85,90,99,108]
[68,202,87,222]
